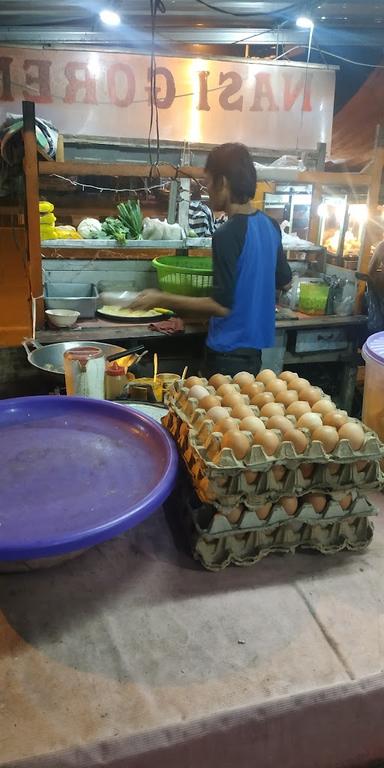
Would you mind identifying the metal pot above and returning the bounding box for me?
[23,339,128,377]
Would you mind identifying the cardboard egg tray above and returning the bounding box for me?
[194,486,376,525]
[162,410,384,501]
[192,461,382,503]
[162,407,384,476]
[178,488,374,571]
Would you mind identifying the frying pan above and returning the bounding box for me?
[23,339,128,377]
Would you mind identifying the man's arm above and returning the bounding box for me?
[129,289,229,317]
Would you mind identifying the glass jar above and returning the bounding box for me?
[64,346,105,399]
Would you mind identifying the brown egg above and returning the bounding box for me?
[328,462,341,475]
[221,430,251,460]
[251,391,274,408]
[272,465,286,481]
[297,412,323,432]
[267,415,293,433]
[260,402,285,418]
[189,385,209,400]
[221,391,244,408]
[256,502,272,520]
[304,493,327,514]
[312,425,339,453]
[298,385,323,406]
[256,369,276,385]
[286,400,311,419]
[215,475,228,487]
[300,462,314,478]
[338,422,365,451]
[339,494,352,510]
[227,504,244,525]
[356,459,368,472]
[323,409,349,429]
[265,379,287,397]
[275,389,299,407]
[199,394,221,411]
[241,381,265,398]
[283,428,308,454]
[280,496,298,516]
[206,406,230,422]
[208,373,229,390]
[215,417,240,434]
[233,371,255,387]
[227,506,243,524]
[239,416,266,433]
[287,376,310,392]
[184,376,203,388]
[244,470,259,484]
[259,430,281,456]
[217,383,239,398]
[231,402,254,420]
[312,398,337,416]
[279,371,299,384]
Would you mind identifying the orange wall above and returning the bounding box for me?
[0,228,32,346]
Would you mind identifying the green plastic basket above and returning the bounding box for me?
[153,256,213,297]
[299,282,329,315]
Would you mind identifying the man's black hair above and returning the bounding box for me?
[204,143,257,204]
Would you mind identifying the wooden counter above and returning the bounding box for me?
[34,313,367,412]
[35,313,367,345]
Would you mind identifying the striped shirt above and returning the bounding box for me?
[188,200,215,237]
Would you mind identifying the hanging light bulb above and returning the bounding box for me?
[296,16,314,28]
[99,7,121,26]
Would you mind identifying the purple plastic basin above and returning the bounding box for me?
[0,396,178,561]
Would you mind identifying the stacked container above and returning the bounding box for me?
[163,370,384,571]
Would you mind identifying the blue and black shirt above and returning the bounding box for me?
[207,211,292,353]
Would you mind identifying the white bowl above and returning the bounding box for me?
[45,309,80,328]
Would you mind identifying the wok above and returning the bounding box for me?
[23,339,128,376]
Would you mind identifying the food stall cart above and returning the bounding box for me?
[7,100,382,409]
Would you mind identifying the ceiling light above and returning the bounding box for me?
[99,8,121,26]
[296,16,314,28]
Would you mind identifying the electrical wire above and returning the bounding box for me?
[148,0,166,167]
[194,0,301,18]
[274,44,384,68]
[49,174,171,194]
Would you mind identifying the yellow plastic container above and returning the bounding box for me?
[362,332,384,440]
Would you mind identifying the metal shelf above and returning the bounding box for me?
[41,238,321,252]
[41,237,213,249]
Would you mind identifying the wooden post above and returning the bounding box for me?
[308,184,322,244]
[22,100,44,332]
[357,125,384,307]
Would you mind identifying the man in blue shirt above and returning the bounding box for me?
[130,143,291,377]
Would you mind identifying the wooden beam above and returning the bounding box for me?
[22,100,44,332]
[39,161,206,179]
[299,171,371,187]
[38,161,373,188]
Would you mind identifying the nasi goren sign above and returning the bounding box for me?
[0,47,335,150]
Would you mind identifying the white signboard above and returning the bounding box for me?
[0,47,335,150]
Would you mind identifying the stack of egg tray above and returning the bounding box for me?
[176,482,374,572]
[162,383,384,569]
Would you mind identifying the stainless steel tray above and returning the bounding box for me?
[44,282,99,318]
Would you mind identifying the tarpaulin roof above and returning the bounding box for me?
[331,65,384,168]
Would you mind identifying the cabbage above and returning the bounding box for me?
[77,218,102,239]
